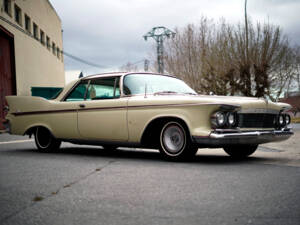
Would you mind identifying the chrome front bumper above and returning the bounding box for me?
[192,128,293,147]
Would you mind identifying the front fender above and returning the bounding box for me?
[127,103,232,143]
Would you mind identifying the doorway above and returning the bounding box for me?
[0,25,16,130]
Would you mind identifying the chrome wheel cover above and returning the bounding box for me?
[36,127,52,149]
[161,122,186,156]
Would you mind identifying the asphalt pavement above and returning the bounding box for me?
[0,126,299,225]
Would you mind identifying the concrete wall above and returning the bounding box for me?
[0,0,64,96]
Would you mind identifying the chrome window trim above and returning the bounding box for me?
[62,76,122,101]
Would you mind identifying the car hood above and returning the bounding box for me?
[127,94,291,112]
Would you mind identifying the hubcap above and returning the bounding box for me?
[36,128,52,148]
[162,124,185,154]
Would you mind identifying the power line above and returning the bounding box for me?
[0,15,106,69]
[1,15,149,71]
[62,51,106,68]
[130,59,145,65]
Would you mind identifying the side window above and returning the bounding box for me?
[65,81,89,101]
[86,77,120,100]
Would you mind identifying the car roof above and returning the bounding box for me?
[82,72,178,80]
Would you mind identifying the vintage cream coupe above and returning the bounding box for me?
[4,72,293,160]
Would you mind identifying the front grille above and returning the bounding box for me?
[238,113,277,128]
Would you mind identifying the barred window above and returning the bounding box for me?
[52,42,56,55]
[40,30,45,45]
[14,4,22,26]
[24,14,31,33]
[33,22,38,39]
[4,0,12,16]
[46,36,50,50]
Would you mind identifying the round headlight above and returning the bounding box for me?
[228,112,236,126]
[285,114,291,125]
[216,112,226,127]
[278,114,285,126]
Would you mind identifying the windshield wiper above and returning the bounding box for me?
[154,91,178,95]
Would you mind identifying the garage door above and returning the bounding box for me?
[0,26,16,130]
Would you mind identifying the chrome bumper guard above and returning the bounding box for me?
[192,128,293,147]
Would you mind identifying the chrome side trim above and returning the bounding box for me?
[60,138,141,148]
[12,103,241,116]
[239,108,279,114]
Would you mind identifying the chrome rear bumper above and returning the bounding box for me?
[192,128,293,147]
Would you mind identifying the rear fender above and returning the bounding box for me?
[24,124,55,138]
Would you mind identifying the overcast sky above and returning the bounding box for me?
[49,0,300,75]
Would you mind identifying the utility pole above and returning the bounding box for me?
[245,0,249,61]
[144,59,149,72]
[143,26,175,74]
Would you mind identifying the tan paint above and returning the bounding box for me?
[77,99,128,141]
[6,94,291,143]
[5,73,292,145]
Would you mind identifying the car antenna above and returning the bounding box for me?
[144,83,147,98]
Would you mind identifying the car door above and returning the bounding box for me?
[61,80,90,139]
[77,77,128,141]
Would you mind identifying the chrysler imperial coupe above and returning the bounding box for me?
[4,72,293,160]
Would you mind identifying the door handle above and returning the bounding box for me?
[79,104,85,108]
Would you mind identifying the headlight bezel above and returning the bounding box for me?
[227,112,237,127]
[211,111,238,129]
[278,114,285,126]
[285,114,291,126]
[216,111,226,127]
[277,113,291,128]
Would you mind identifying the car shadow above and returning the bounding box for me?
[5,146,272,165]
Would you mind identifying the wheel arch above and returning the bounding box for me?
[140,116,192,148]
[24,124,55,138]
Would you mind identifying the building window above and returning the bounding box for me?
[40,30,45,45]
[14,4,22,26]
[52,42,56,55]
[46,36,50,50]
[24,14,31,33]
[4,0,12,16]
[57,47,60,59]
[33,22,38,40]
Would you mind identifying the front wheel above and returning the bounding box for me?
[159,121,198,161]
[34,127,61,151]
[223,145,258,158]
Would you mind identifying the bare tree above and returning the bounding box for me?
[163,17,295,99]
[294,46,300,91]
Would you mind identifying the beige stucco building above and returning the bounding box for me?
[0,0,65,94]
[0,0,64,127]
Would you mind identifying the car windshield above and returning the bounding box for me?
[123,74,197,95]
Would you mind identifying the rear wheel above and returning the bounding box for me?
[159,121,198,161]
[223,145,258,158]
[34,127,61,151]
